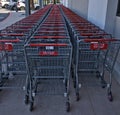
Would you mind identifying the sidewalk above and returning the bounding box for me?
[0,12,9,22]
[0,10,25,30]
[0,9,38,30]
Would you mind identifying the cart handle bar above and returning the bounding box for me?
[0,33,24,36]
[0,38,20,43]
[34,36,68,39]
[29,43,68,47]
[80,33,110,36]
[84,38,117,42]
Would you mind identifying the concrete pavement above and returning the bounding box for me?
[0,8,25,30]
[0,12,9,22]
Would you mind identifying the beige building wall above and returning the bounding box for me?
[68,0,89,19]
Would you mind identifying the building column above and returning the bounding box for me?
[25,0,31,16]
[39,0,43,8]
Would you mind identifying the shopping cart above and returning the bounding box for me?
[24,39,72,112]
[23,5,72,112]
[0,38,26,89]
[59,5,118,101]
[73,38,120,101]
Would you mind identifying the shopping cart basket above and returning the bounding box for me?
[24,39,72,112]
[73,38,120,101]
[0,38,26,89]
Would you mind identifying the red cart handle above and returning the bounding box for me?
[84,38,117,42]
[0,33,24,36]
[0,43,13,51]
[34,36,68,39]
[83,38,118,50]
[29,43,68,47]
[80,33,108,36]
[0,38,20,43]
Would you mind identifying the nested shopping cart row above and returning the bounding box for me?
[32,5,69,38]
[24,5,72,112]
[0,4,120,113]
[0,5,53,90]
[60,5,120,102]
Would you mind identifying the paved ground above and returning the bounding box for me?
[0,73,120,115]
[0,8,25,30]
[0,13,9,21]
[0,8,10,21]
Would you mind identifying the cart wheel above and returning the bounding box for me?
[108,92,113,102]
[71,68,74,78]
[101,80,107,88]
[90,71,94,74]
[73,79,76,88]
[96,71,100,78]
[102,84,106,88]
[12,72,16,75]
[71,72,73,78]
[6,73,9,76]
[73,82,76,88]
[1,72,4,75]
[0,82,3,91]
[76,93,80,101]
[24,95,29,104]
[30,102,34,111]
[66,102,70,112]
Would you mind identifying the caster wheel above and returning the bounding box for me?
[101,80,107,88]
[71,73,74,78]
[1,72,4,75]
[96,71,100,78]
[12,72,16,75]
[3,77,8,80]
[91,71,94,74]
[66,102,70,112]
[102,86,106,88]
[24,95,29,104]
[6,73,9,76]
[101,84,106,88]
[0,84,2,91]
[0,83,3,89]
[30,102,34,111]
[108,92,113,102]
[71,69,74,78]
[73,83,76,88]
[76,93,80,101]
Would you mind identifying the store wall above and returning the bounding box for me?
[104,0,118,34]
[88,0,108,29]
[114,16,120,38]
[88,0,118,34]
[68,0,118,33]
[68,0,72,8]
[68,0,89,19]
[62,0,68,7]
